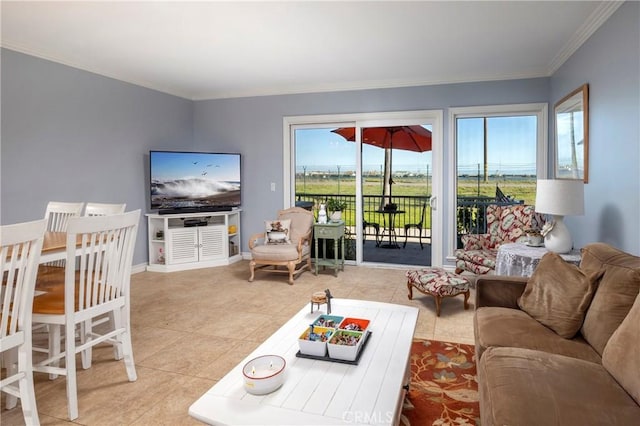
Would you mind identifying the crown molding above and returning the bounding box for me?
[547,1,624,74]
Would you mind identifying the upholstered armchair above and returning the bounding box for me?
[249,207,314,285]
[454,204,545,275]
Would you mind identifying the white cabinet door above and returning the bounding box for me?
[167,228,199,264]
[199,225,227,261]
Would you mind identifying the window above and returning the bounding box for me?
[447,104,547,255]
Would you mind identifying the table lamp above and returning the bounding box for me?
[535,179,584,253]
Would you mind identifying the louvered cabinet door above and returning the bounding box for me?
[167,228,199,264]
[198,225,227,261]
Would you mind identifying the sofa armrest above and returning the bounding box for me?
[476,275,528,309]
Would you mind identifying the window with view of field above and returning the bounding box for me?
[456,115,539,240]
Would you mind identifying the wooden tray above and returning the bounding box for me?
[295,331,372,365]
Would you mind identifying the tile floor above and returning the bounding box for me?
[1,261,475,425]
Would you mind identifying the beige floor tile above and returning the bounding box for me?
[3,260,475,425]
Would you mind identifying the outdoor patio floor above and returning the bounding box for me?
[362,240,431,266]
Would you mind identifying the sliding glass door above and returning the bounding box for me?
[286,111,442,267]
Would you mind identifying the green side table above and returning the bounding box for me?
[314,221,345,276]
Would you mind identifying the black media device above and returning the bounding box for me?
[183,219,208,227]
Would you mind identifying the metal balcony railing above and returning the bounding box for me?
[295,193,524,248]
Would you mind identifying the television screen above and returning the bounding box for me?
[150,151,241,213]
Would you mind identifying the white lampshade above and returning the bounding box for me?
[535,179,584,216]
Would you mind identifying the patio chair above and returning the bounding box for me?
[248,207,314,285]
[363,219,380,246]
[454,204,545,275]
[403,202,428,249]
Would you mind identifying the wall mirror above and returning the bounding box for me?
[554,84,589,182]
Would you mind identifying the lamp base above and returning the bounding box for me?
[544,215,573,253]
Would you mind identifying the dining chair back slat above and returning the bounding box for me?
[0,219,46,425]
[43,202,84,268]
[84,202,126,217]
[43,202,84,232]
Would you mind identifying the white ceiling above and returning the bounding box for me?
[1,1,622,100]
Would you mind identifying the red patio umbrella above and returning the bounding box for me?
[331,126,432,208]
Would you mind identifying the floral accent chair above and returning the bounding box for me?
[454,204,545,275]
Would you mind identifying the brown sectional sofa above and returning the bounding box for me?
[475,242,640,425]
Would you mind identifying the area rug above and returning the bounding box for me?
[400,339,480,426]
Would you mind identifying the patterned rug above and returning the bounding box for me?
[401,339,480,426]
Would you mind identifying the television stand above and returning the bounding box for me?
[146,210,242,272]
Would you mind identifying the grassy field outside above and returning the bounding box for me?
[295,174,536,232]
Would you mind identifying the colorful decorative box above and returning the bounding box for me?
[312,315,344,329]
[338,317,370,332]
[327,330,365,361]
[298,326,334,357]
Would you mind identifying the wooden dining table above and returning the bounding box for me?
[39,231,82,264]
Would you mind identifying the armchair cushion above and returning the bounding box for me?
[264,219,291,244]
[517,252,600,339]
[251,243,310,261]
[455,249,497,269]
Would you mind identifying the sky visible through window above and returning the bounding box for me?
[295,116,537,176]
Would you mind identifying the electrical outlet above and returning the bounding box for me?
[270,182,276,192]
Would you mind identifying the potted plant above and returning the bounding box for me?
[326,198,347,222]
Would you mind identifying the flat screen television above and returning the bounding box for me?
[150,150,241,214]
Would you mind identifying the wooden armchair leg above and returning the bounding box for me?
[287,262,296,285]
[249,260,256,282]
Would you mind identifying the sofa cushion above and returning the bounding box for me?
[517,252,600,338]
[580,243,640,355]
[479,347,640,426]
[474,307,601,363]
[602,293,640,405]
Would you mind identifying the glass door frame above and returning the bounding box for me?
[284,110,444,266]
[445,103,548,264]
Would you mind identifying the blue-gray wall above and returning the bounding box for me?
[1,50,194,265]
[2,1,638,268]
[193,79,549,262]
[550,1,639,254]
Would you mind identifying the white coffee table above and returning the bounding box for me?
[189,298,419,425]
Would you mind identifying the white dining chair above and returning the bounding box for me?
[84,202,126,216]
[43,201,84,268]
[43,201,84,232]
[32,210,140,420]
[1,219,46,426]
